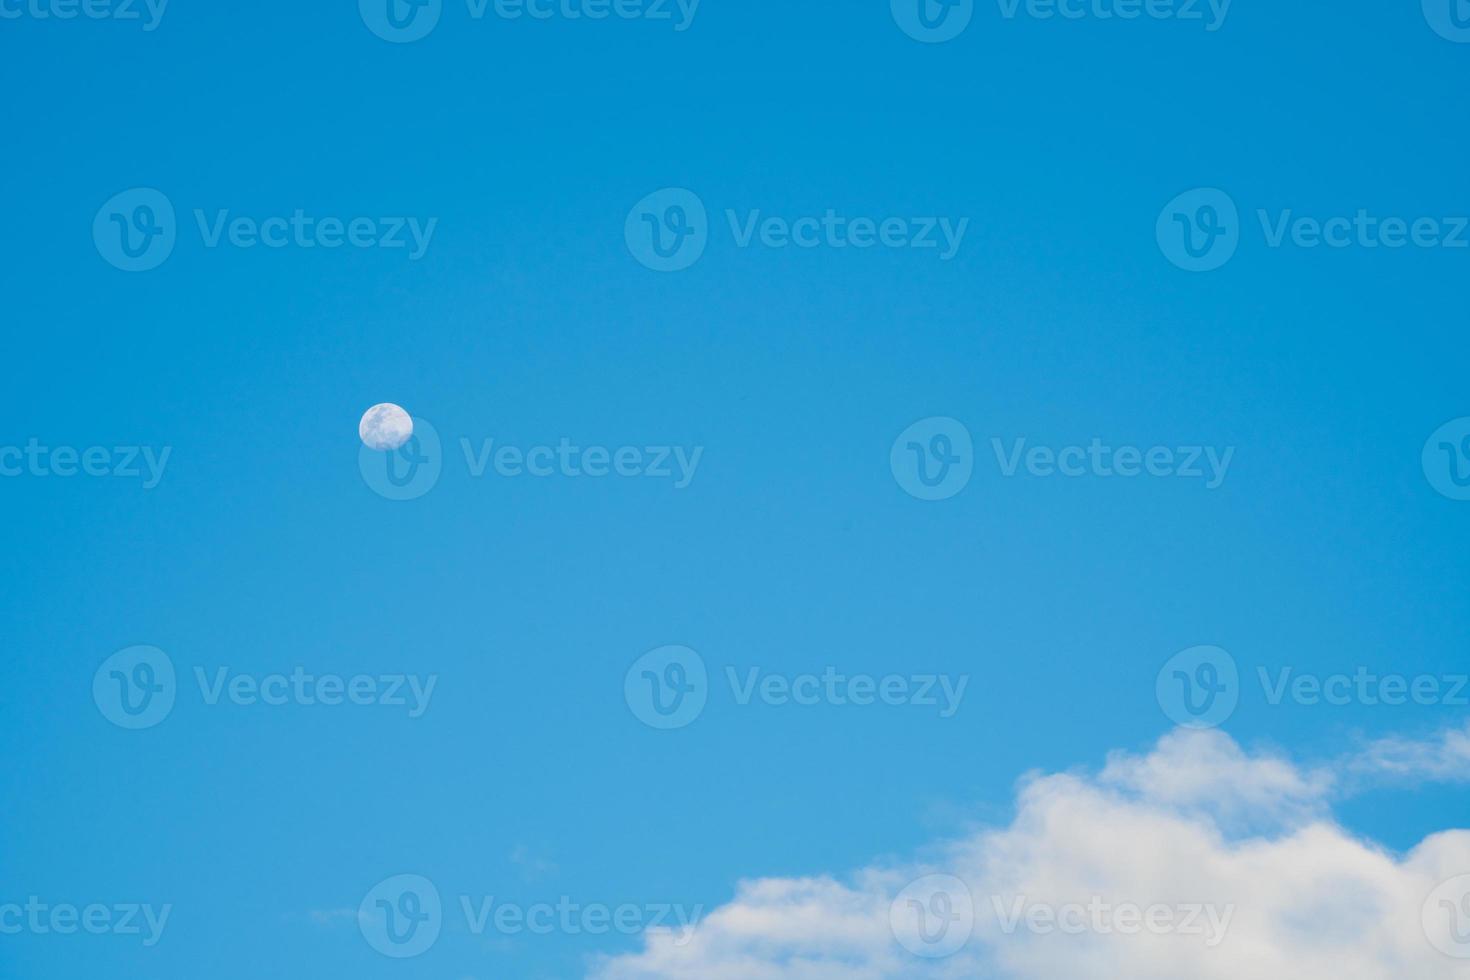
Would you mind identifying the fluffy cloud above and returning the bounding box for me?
[591,729,1470,980]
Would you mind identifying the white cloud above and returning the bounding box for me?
[590,729,1470,980]
[1350,721,1470,783]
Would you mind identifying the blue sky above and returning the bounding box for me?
[2,1,1469,977]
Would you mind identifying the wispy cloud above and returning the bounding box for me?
[511,844,560,882]
[1349,721,1470,784]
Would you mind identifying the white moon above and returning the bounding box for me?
[359,403,414,451]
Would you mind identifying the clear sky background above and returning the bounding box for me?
[2,1,1468,978]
